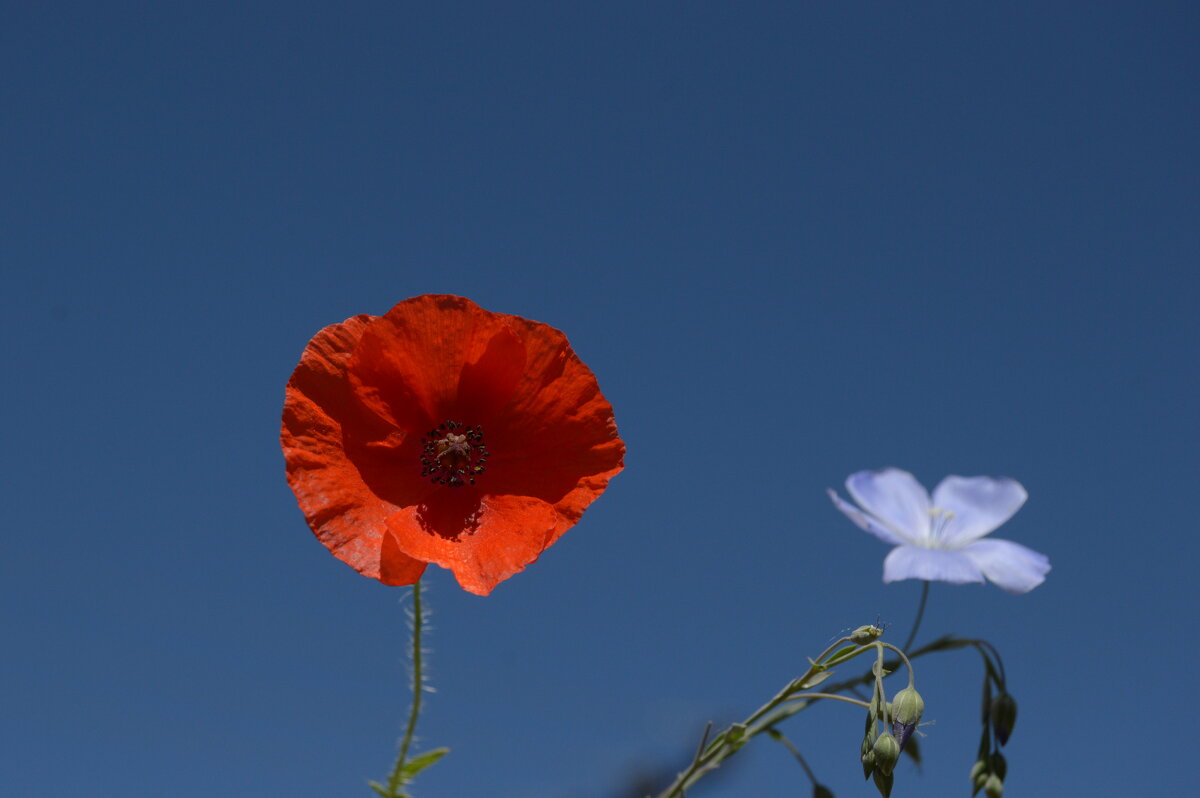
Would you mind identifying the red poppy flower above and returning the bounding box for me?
[281,295,624,595]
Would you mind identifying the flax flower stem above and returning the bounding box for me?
[902,580,930,652]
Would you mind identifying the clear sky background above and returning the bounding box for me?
[4,2,1197,797]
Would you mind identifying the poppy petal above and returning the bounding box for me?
[347,295,527,433]
[282,315,429,584]
[932,476,1028,547]
[482,315,625,539]
[387,494,561,595]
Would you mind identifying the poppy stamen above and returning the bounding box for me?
[420,422,489,487]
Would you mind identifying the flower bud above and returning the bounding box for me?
[871,732,901,776]
[991,693,1017,745]
[861,735,876,779]
[890,686,924,750]
[969,760,988,796]
[984,773,1004,798]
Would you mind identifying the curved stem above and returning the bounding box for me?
[973,639,1007,685]
[873,644,890,726]
[653,634,975,798]
[784,692,871,709]
[385,580,424,797]
[901,581,930,652]
[766,729,818,786]
[879,643,916,688]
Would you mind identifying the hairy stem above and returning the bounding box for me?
[384,580,424,797]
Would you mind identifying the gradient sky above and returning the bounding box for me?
[4,2,1197,797]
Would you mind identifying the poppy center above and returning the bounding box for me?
[420,421,489,487]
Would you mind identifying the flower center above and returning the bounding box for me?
[420,421,489,487]
[926,506,957,544]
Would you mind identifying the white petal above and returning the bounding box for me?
[932,475,1028,546]
[828,489,910,545]
[883,545,985,585]
[961,538,1050,594]
[846,469,931,541]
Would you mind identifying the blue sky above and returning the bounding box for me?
[4,2,1197,796]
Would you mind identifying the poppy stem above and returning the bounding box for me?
[901,581,931,652]
[385,580,425,796]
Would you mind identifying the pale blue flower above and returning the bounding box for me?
[828,468,1050,593]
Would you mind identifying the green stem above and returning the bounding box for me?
[901,581,930,652]
[801,634,971,709]
[784,692,871,709]
[872,644,890,727]
[655,639,884,798]
[766,729,818,787]
[385,580,424,797]
[973,639,1007,685]
[878,642,916,688]
[653,634,977,798]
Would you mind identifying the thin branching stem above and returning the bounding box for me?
[654,633,979,798]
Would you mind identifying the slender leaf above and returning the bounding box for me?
[400,747,450,783]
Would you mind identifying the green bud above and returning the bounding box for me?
[969,759,988,796]
[890,686,925,750]
[850,624,884,644]
[861,735,876,780]
[871,732,901,776]
[972,769,988,796]
[990,751,1007,781]
[813,785,835,798]
[984,774,1004,798]
[991,693,1018,745]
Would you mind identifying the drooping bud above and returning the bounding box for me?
[969,760,988,796]
[813,785,835,798]
[861,733,877,779]
[984,773,1004,798]
[871,732,901,776]
[890,686,925,750]
[991,693,1018,745]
